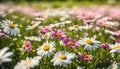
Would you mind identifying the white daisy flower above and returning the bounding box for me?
[0,47,13,64]
[62,20,71,24]
[77,66,85,69]
[49,23,60,28]
[80,25,93,30]
[27,21,41,30]
[39,32,52,39]
[107,62,118,69]
[49,20,71,28]
[14,56,41,69]
[1,19,20,36]
[79,37,101,50]
[37,41,55,57]
[51,51,75,67]
[110,43,120,53]
[24,36,41,41]
[68,25,82,31]
[105,30,113,34]
[103,21,117,28]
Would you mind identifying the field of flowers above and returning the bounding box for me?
[1,1,120,69]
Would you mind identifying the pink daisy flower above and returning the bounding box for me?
[101,43,110,49]
[62,38,79,48]
[52,29,67,39]
[23,40,32,52]
[38,26,51,35]
[79,53,93,61]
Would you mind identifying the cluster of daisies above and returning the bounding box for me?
[0,9,120,69]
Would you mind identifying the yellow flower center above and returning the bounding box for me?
[43,45,50,51]
[113,46,120,50]
[84,55,91,59]
[39,30,43,33]
[32,50,36,53]
[73,25,79,28]
[68,41,74,45]
[102,23,108,27]
[0,56,2,60]
[24,43,29,47]
[110,66,114,69]
[32,25,37,29]
[24,60,31,66]
[59,54,67,60]
[44,34,48,37]
[86,39,93,45]
[56,32,61,36]
[8,23,15,28]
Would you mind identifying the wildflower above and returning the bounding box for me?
[0,30,9,38]
[80,25,93,30]
[24,36,41,41]
[37,41,55,57]
[39,32,52,39]
[52,29,67,39]
[23,40,32,52]
[79,37,101,50]
[101,43,110,49]
[107,62,118,69]
[27,20,41,30]
[62,38,79,48]
[110,43,120,53]
[112,30,120,36]
[51,51,75,66]
[114,39,120,43]
[83,19,94,25]
[77,66,85,69]
[0,47,13,64]
[97,20,116,28]
[79,53,93,61]
[1,19,20,36]
[68,25,82,31]
[14,56,41,69]
[38,26,51,35]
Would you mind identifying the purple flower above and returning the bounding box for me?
[62,38,79,48]
[0,30,9,39]
[23,40,32,52]
[79,53,93,61]
[101,43,110,49]
[52,29,67,39]
[83,19,94,25]
[114,39,120,43]
[112,30,120,36]
[38,26,51,35]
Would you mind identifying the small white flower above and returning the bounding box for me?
[105,30,113,34]
[0,47,13,64]
[80,25,93,30]
[1,19,20,36]
[107,62,118,69]
[51,51,75,67]
[110,43,120,53]
[24,36,41,41]
[39,32,52,39]
[62,20,71,24]
[104,21,117,28]
[79,37,101,50]
[68,25,82,31]
[77,66,85,69]
[37,41,55,57]
[27,21,41,30]
[14,56,41,69]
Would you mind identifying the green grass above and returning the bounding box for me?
[0,1,116,10]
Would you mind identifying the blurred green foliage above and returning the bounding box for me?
[0,0,112,2]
